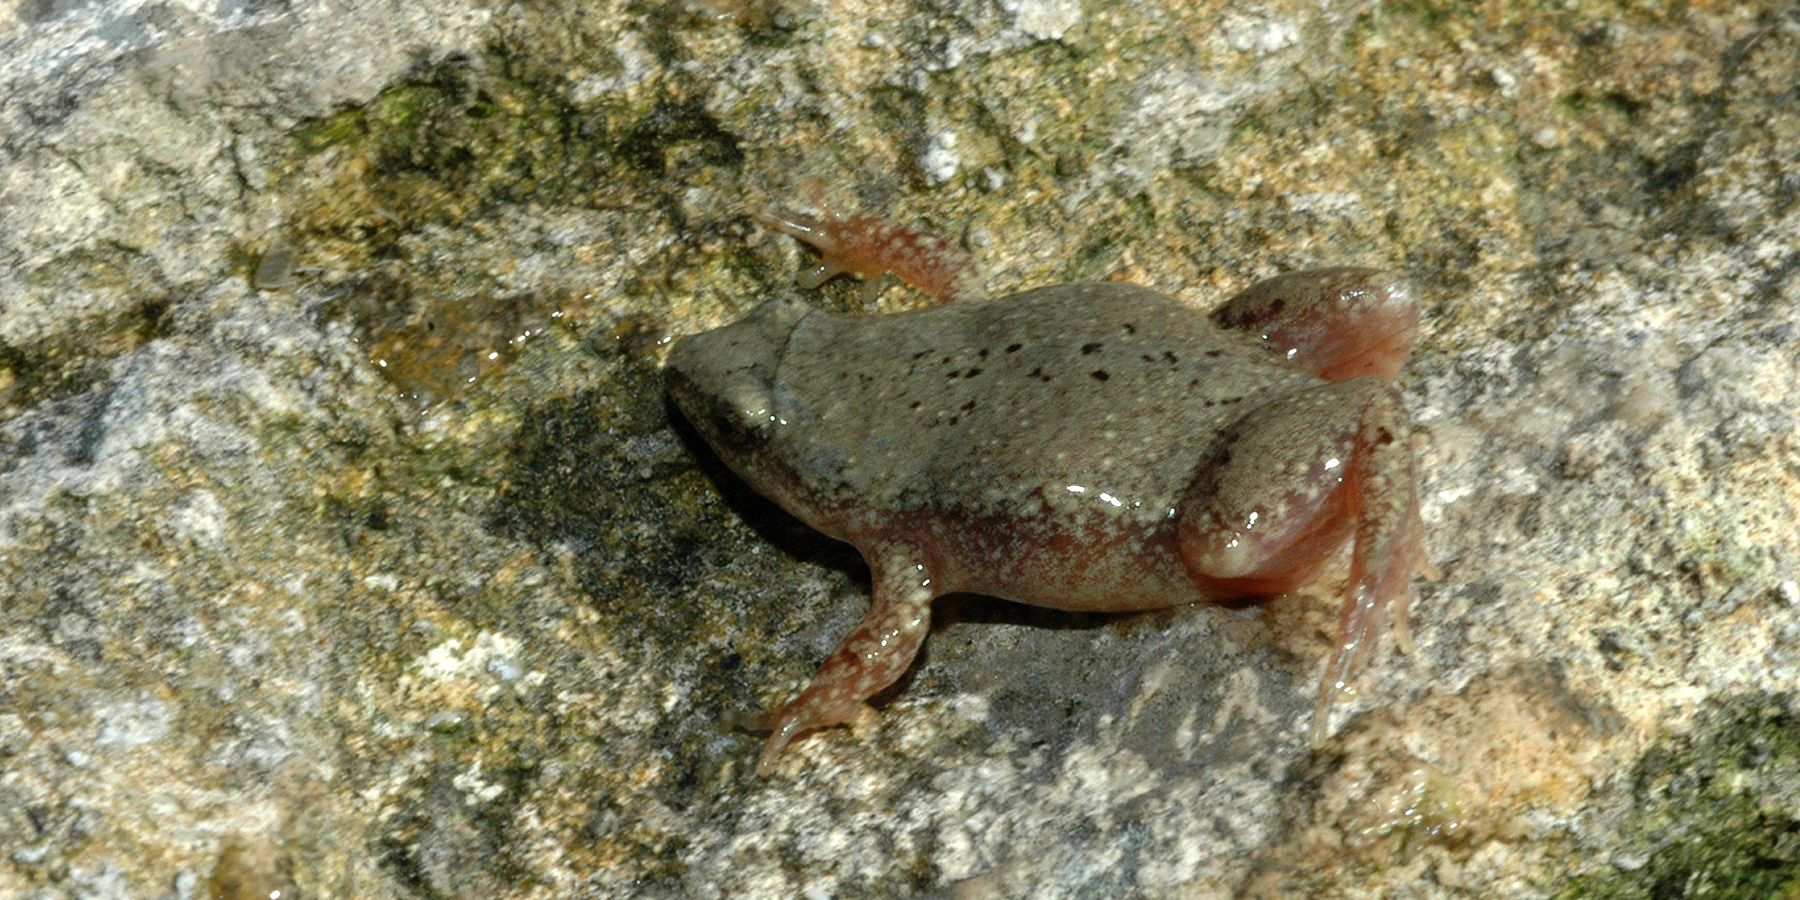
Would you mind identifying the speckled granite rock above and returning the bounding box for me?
[2,1,1797,898]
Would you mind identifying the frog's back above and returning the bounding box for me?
[775,283,1319,533]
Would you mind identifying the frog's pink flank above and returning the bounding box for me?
[669,205,1427,774]
[752,206,986,305]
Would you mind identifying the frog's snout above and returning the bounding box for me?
[665,331,786,466]
[665,297,811,443]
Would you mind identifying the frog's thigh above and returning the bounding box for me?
[1211,268,1418,382]
[1175,377,1390,594]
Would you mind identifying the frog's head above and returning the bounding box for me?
[664,297,812,474]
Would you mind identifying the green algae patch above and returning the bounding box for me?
[1,248,175,415]
[1560,694,1800,900]
[286,54,627,235]
[272,20,751,404]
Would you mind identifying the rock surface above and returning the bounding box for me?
[2,1,1797,898]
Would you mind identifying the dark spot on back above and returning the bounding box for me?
[1006,343,1023,353]
[1122,323,1137,335]
[1090,370,1110,381]
[1081,342,1103,355]
[1205,349,1222,358]
[1163,351,1179,364]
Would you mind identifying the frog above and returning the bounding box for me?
[664,203,1426,775]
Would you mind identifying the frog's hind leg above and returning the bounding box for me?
[1316,383,1423,742]
[1175,377,1423,744]
[739,550,937,775]
[1212,268,1419,381]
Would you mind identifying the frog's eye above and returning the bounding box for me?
[710,404,767,445]
[707,388,776,451]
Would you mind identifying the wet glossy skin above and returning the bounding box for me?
[666,211,1424,775]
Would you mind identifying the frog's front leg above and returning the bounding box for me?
[1176,377,1423,744]
[740,549,937,775]
[752,205,986,304]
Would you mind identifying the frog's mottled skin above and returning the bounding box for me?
[666,214,1424,775]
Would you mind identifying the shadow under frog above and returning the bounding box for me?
[671,404,1148,734]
